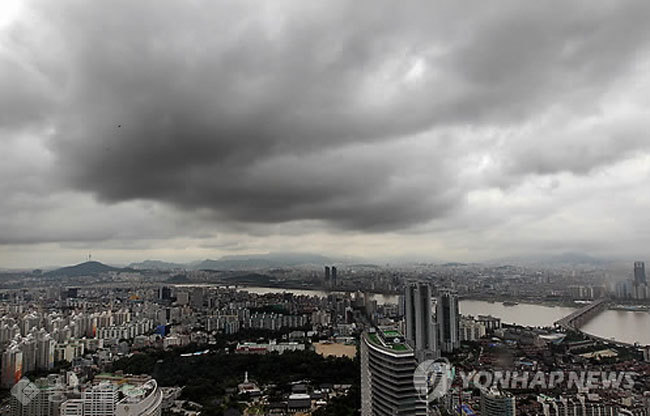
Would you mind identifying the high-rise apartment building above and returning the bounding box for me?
[36,330,55,371]
[2,342,23,388]
[404,283,439,360]
[60,400,84,416]
[9,377,66,416]
[60,379,162,416]
[21,334,37,374]
[82,383,119,416]
[324,265,338,288]
[634,261,646,285]
[436,290,460,353]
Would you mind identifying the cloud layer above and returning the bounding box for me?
[2,0,650,266]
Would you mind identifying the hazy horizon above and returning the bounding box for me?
[0,250,641,272]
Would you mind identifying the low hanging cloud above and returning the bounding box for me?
[2,0,650,262]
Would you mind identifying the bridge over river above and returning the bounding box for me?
[554,299,609,331]
[554,299,642,347]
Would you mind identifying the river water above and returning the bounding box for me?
[177,284,650,345]
[580,309,650,345]
[460,300,650,346]
[458,300,576,328]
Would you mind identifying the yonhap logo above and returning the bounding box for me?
[413,358,454,403]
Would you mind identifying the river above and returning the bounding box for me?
[580,309,650,346]
[458,300,576,328]
[176,284,650,345]
[460,300,650,346]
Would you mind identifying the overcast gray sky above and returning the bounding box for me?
[2,0,650,268]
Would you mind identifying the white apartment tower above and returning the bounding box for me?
[1,342,23,388]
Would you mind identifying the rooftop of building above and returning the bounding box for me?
[117,379,158,404]
[366,327,411,353]
[94,372,152,385]
[482,387,515,398]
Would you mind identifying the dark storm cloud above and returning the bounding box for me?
[2,0,650,240]
[504,115,650,176]
[0,56,54,129]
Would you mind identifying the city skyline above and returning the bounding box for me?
[0,255,649,415]
[2,2,650,414]
[3,1,650,268]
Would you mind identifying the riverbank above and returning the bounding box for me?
[173,281,399,296]
[462,295,650,312]
[460,295,580,308]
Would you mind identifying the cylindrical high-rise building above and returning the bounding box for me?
[480,388,516,416]
[361,328,427,416]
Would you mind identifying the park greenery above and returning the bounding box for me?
[111,342,360,415]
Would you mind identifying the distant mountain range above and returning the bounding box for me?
[44,261,125,277]
[129,252,334,271]
[37,251,613,278]
[488,252,609,267]
[35,253,335,277]
[127,260,186,270]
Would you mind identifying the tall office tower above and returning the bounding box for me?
[331,266,337,288]
[324,266,331,286]
[1,342,23,388]
[436,290,460,353]
[158,286,172,301]
[404,283,439,360]
[361,328,427,416]
[480,388,516,416]
[634,261,647,285]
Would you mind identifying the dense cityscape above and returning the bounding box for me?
[3,0,650,415]
[0,258,648,415]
